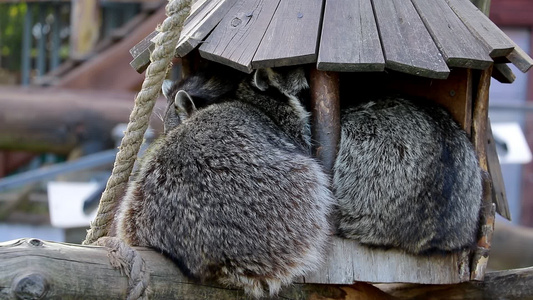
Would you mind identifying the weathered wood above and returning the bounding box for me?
[470,66,495,281]
[412,0,493,70]
[252,0,323,69]
[199,0,281,72]
[305,236,469,285]
[69,0,100,60]
[309,69,340,173]
[446,0,514,58]
[378,266,533,299]
[486,121,511,220]
[0,87,164,154]
[492,63,516,84]
[129,30,158,73]
[371,0,450,79]
[176,0,238,57]
[506,45,533,73]
[0,238,394,300]
[317,0,385,72]
[3,238,532,299]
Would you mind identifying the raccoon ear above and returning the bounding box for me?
[253,68,270,91]
[162,79,174,99]
[175,90,197,117]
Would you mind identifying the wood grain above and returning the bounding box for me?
[317,0,385,72]
[412,0,493,70]
[371,0,449,79]
[506,45,533,73]
[251,0,323,69]
[492,63,516,84]
[445,0,513,58]
[199,0,281,72]
[310,69,340,173]
[486,121,511,220]
[176,0,238,57]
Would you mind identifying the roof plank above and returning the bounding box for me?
[371,0,449,79]
[507,45,533,73]
[252,0,324,69]
[317,0,385,72]
[412,0,493,70]
[198,0,281,73]
[176,0,238,57]
[445,0,514,58]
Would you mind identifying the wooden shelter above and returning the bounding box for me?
[127,0,533,285]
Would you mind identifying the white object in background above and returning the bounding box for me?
[47,182,99,228]
[491,122,532,164]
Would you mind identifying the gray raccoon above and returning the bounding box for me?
[333,97,482,254]
[116,67,333,298]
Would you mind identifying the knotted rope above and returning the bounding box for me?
[82,0,192,298]
[83,0,192,245]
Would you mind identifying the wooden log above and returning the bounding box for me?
[317,0,385,72]
[0,87,164,154]
[0,238,394,300]
[371,0,449,79]
[1,238,533,299]
[412,0,493,70]
[309,69,340,173]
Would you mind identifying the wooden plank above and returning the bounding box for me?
[412,0,493,70]
[198,0,281,72]
[302,237,469,284]
[506,45,533,73]
[176,0,238,57]
[251,0,323,69]
[371,0,450,79]
[129,31,158,73]
[492,63,516,84]
[446,0,514,58]
[486,121,511,220]
[317,0,385,72]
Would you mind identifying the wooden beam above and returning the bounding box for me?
[0,87,164,154]
[470,65,495,280]
[1,238,533,299]
[69,0,100,61]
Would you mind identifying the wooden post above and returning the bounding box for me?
[69,0,100,60]
[309,68,340,173]
[470,65,495,280]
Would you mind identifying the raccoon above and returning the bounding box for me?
[333,96,482,254]
[116,66,333,298]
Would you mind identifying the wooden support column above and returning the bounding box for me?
[471,65,495,280]
[310,69,340,173]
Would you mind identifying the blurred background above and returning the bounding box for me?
[0,0,532,271]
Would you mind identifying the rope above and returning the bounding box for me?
[96,237,151,300]
[83,0,192,246]
[81,1,192,299]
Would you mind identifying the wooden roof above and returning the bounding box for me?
[174,0,533,79]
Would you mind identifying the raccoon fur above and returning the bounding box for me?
[116,66,333,298]
[333,96,482,254]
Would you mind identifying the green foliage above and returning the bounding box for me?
[0,3,27,71]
